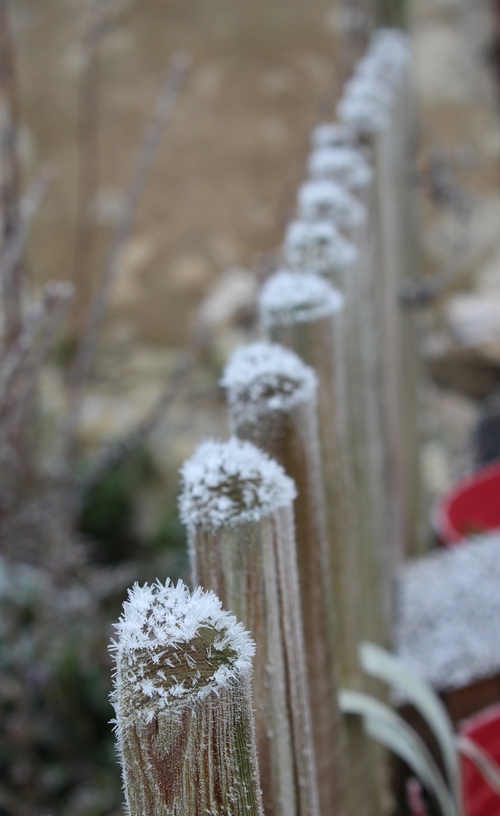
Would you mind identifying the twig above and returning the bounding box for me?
[77,347,197,498]
[71,0,137,338]
[0,166,54,291]
[0,282,73,447]
[63,51,191,467]
[0,0,22,344]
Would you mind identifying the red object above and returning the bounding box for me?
[434,462,500,546]
[406,777,429,816]
[460,704,500,816]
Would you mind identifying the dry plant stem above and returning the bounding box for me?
[191,511,319,816]
[0,0,22,345]
[231,398,346,816]
[0,284,73,448]
[71,0,137,338]
[63,52,190,467]
[112,582,264,816]
[0,167,54,291]
[78,348,196,498]
[0,282,70,406]
[267,316,370,816]
[71,8,103,338]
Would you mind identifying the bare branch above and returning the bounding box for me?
[0,282,73,446]
[0,166,54,290]
[62,51,191,468]
[78,347,196,498]
[71,0,137,338]
[0,0,22,343]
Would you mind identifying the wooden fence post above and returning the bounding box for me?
[180,438,320,816]
[222,341,347,816]
[111,580,264,816]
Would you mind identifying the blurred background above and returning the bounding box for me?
[2,0,500,813]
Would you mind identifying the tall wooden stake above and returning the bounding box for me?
[180,438,320,816]
[259,271,379,816]
[222,341,347,816]
[111,580,264,816]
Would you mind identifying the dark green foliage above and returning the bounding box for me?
[78,449,156,562]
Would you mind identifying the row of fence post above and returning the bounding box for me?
[110,25,424,816]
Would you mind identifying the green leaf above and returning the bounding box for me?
[339,690,458,816]
[359,641,462,814]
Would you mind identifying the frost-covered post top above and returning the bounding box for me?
[111,580,255,725]
[307,146,373,190]
[370,28,410,66]
[284,220,358,277]
[337,28,410,136]
[222,342,317,423]
[310,122,355,150]
[297,179,366,230]
[259,270,344,328]
[337,94,389,136]
[179,438,296,530]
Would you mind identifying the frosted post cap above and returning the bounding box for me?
[297,179,366,229]
[344,76,394,110]
[259,269,344,327]
[111,580,255,723]
[179,438,296,529]
[222,342,317,422]
[355,55,403,90]
[337,95,389,136]
[284,219,358,276]
[370,28,410,59]
[307,146,373,190]
[310,123,355,150]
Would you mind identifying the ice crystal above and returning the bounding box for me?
[344,76,394,110]
[307,146,373,190]
[179,438,296,529]
[221,342,317,423]
[337,95,390,136]
[395,534,500,692]
[370,28,410,64]
[297,179,366,229]
[310,123,355,150]
[259,269,344,327]
[284,219,358,277]
[111,580,255,723]
[355,54,403,89]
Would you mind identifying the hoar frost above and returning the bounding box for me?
[222,342,317,423]
[307,146,373,190]
[179,438,297,529]
[111,579,255,724]
[297,179,366,229]
[337,28,410,136]
[260,270,344,327]
[395,533,500,692]
[310,122,355,150]
[285,220,358,276]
